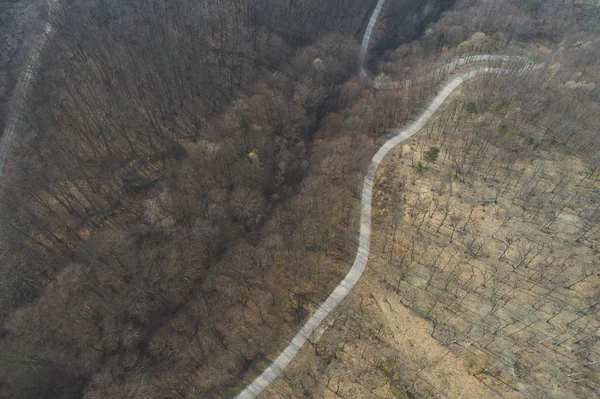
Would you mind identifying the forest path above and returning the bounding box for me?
[235,1,534,398]
[0,0,59,180]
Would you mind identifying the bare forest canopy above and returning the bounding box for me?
[0,0,461,397]
[1,0,599,397]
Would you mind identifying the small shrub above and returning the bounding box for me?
[465,102,478,116]
[422,147,440,165]
[524,0,541,13]
[378,359,395,380]
[524,135,535,146]
[488,101,503,112]
[497,123,508,135]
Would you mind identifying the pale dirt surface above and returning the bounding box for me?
[260,254,516,398]
[372,291,512,399]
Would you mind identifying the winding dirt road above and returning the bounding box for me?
[235,2,532,398]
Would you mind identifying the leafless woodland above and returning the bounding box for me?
[0,0,599,397]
